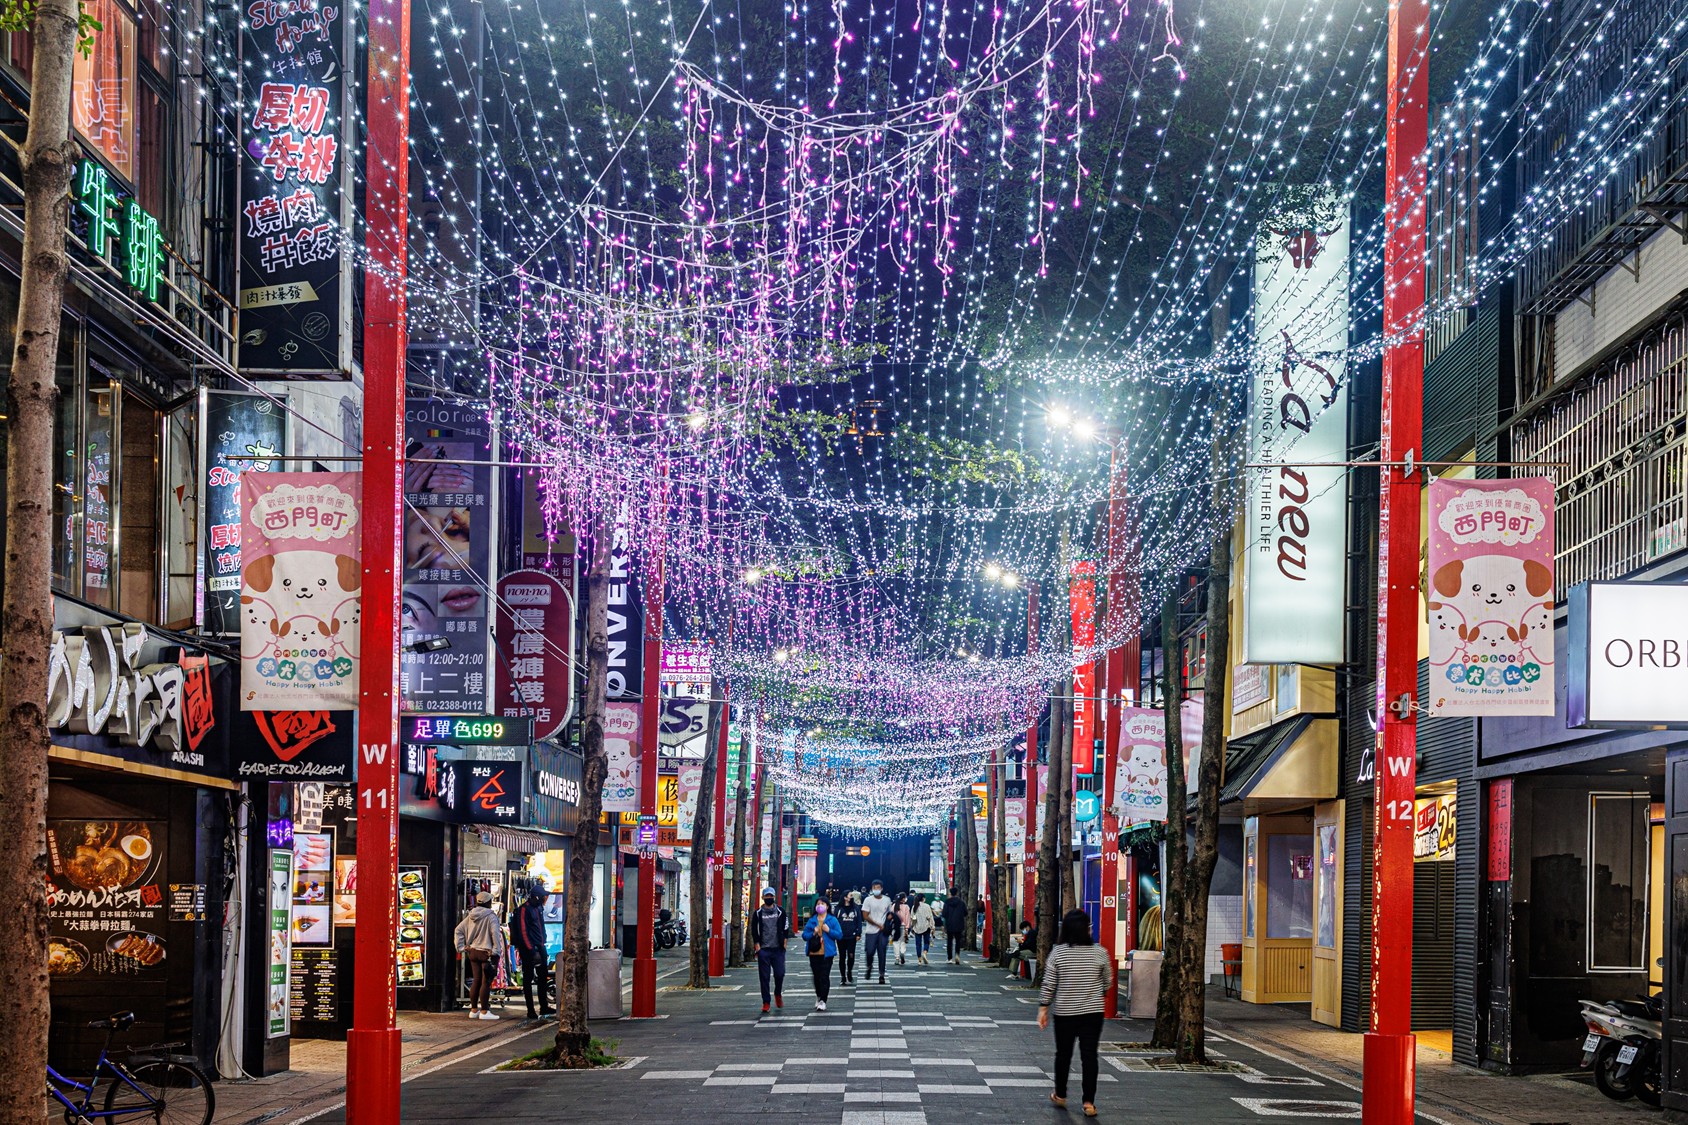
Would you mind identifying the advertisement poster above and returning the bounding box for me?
[1112,704,1204,822]
[397,866,426,986]
[493,569,575,740]
[1004,798,1026,863]
[333,857,357,926]
[268,849,294,1036]
[46,820,168,979]
[238,0,352,375]
[401,399,492,714]
[1244,191,1351,664]
[290,830,333,945]
[203,391,288,635]
[233,709,355,780]
[674,764,704,846]
[1070,561,1098,774]
[240,472,361,709]
[602,701,641,812]
[1427,477,1556,715]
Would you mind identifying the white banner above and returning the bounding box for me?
[676,764,704,845]
[1243,194,1350,664]
[1005,797,1026,862]
[602,701,641,812]
[1112,702,1204,823]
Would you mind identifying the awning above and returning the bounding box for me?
[1218,715,1339,814]
[476,826,554,854]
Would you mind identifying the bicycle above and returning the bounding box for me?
[47,1010,214,1125]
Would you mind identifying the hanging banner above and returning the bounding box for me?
[1005,797,1026,863]
[493,569,575,740]
[674,764,704,846]
[1427,477,1555,715]
[606,503,643,700]
[237,0,353,375]
[601,701,641,813]
[1243,193,1350,664]
[401,399,493,714]
[1111,702,1204,823]
[1070,560,1098,776]
[239,472,360,709]
[203,390,288,636]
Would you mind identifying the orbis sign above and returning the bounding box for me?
[1568,581,1688,727]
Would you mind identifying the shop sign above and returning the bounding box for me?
[238,0,353,375]
[520,469,576,573]
[400,715,532,746]
[1070,560,1098,775]
[636,815,659,847]
[46,819,168,980]
[202,390,288,636]
[528,744,582,835]
[606,502,644,699]
[239,472,361,709]
[1111,704,1203,823]
[1073,790,1100,823]
[602,701,641,812]
[1486,779,1512,881]
[234,709,355,780]
[1233,663,1271,713]
[74,158,165,302]
[267,850,294,1035]
[401,400,493,714]
[493,570,575,740]
[457,762,524,823]
[1427,478,1555,715]
[1243,192,1350,664]
[674,765,704,845]
[399,744,460,821]
[1004,797,1026,862]
[1413,794,1456,862]
[1567,581,1688,727]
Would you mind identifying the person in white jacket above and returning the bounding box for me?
[909,893,937,965]
[454,891,508,1019]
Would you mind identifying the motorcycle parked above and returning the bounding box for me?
[1580,993,1663,1105]
[655,909,679,950]
[674,918,689,947]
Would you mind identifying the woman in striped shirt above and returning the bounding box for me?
[1037,909,1112,1116]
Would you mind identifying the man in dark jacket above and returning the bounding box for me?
[750,887,789,1014]
[942,888,968,964]
[511,887,554,1018]
[835,892,863,984]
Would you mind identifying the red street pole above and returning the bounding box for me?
[709,683,730,976]
[983,756,995,959]
[1023,583,1040,922]
[347,0,408,1117]
[1099,441,1134,1017]
[1366,0,1429,1117]
[632,502,665,1018]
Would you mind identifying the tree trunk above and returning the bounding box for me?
[983,756,997,959]
[686,700,722,987]
[769,787,785,905]
[1058,689,1077,915]
[554,528,614,1064]
[727,727,751,967]
[743,757,767,961]
[0,3,85,1113]
[954,793,976,950]
[992,751,1010,965]
[1036,678,1067,974]
[1151,586,1189,1050]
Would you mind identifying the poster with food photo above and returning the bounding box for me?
[45,820,168,978]
[397,866,426,986]
[291,830,334,946]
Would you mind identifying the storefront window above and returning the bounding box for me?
[118,392,159,619]
[50,334,81,593]
[1315,824,1338,948]
[80,377,116,606]
[71,0,138,181]
[1590,793,1649,972]
[1267,833,1314,939]
[161,400,197,630]
[1244,834,1257,938]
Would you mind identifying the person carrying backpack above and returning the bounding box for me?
[835,891,863,984]
[749,886,789,1014]
[801,900,844,1010]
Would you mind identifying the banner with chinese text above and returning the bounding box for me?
[1111,702,1204,822]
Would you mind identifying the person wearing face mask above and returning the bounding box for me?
[800,899,844,1010]
[750,887,790,1014]
[860,880,893,984]
[835,891,863,984]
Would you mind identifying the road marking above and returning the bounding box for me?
[1233,1097,1361,1118]
[771,1083,848,1093]
[847,1069,918,1078]
[915,1084,992,1094]
[641,1070,716,1080]
[840,1112,926,1125]
[702,1075,778,1086]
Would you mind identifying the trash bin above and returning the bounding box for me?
[1126,949,1162,1019]
[588,948,623,1020]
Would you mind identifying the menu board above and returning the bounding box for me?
[290,830,334,946]
[169,883,206,922]
[268,849,295,1037]
[45,819,168,981]
[289,947,338,1023]
[397,865,426,986]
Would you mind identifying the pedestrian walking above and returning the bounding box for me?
[510,886,554,1019]
[801,899,844,1010]
[750,886,790,1014]
[910,893,936,965]
[893,893,911,965]
[941,888,968,963]
[1038,909,1112,1117]
[453,891,507,1020]
[836,891,863,984]
[860,880,893,983]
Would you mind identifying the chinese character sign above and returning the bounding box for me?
[239,0,350,373]
[205,391,289,635]
[493,569,575,739]
[239,472,361,709]
[1070,560,1097,775]
[1427,477,1556,715]
[400,399,493,714]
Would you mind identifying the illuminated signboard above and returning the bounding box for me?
[76,159,165,302]
[400,715,533,746]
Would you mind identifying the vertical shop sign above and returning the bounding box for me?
[493,569,575,739]
[1243,192,1351,664]
[1427,478,1555,715]
[239,472,361,708]
[1070,561,1098,775]
[401,400,493,713]
[203,390,289,636]
[267,849,294,1036]
[605,503,643,699]
[1486,779,1513,881]
[238,0,352,374]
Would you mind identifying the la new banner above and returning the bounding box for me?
[240,473,360,709]
[1427,477,1556,715]
[1112,701,1204,823]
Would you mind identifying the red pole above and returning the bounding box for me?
[709,682,730,976]
[983,756,995,959]
[1366,0,1429,1117]
[347,0,408,1115]
[632,498,664,1018]
[1099,441,1134,1017]
[1023,583,1040,922]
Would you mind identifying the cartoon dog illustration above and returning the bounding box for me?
[242,552,362,663]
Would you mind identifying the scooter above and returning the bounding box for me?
[1580,993,1662,1105]
[674,918,689,946]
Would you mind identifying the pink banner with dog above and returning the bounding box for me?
[1427,477,1555,715]
[240,472,362,710]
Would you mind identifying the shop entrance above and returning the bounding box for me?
[1412,786,1457,1048]
[1241,815,1315,1004]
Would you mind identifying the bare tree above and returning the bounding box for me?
[992,749,1010,964]
[742,759,767,961]
[727,727,751,967]
[957,791,980,951]
[1057,686,1077,915]
[1151,586,1188,1050]
[686,700,722,987]
[0,1,92,1110]
[554,530,614,1064]
[1035,679,1067,974]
